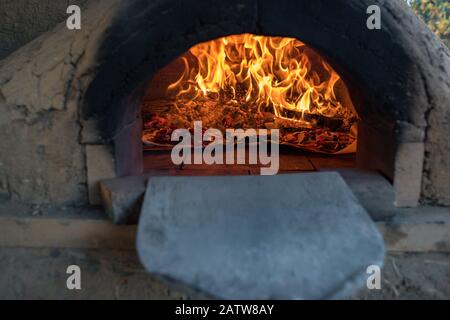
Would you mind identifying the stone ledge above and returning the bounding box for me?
[99,169,450,225]
[0,216,136,250]
[0,214,449,253]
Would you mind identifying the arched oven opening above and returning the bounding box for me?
[141,34,359,176]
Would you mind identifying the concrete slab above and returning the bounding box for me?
[137,172,385,300]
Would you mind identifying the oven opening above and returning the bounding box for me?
[140,34,358,175]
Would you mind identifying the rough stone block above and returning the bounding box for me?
[137,172,385,300]
[394,143,424,208]
[86,145,116,205]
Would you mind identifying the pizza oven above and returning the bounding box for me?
[0,0,449,300]
[0,0,448,217]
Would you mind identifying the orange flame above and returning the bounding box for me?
[167,33,355,124]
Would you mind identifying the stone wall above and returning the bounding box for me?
[0,0,92,60]
[0,0,120,205]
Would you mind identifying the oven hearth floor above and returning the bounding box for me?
[143,148,356,175]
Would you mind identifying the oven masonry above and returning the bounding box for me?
[0,0,449,300]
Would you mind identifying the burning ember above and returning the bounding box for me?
[142,34,358,154]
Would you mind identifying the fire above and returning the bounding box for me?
[167,33,355,124]
[142,34,358,154]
